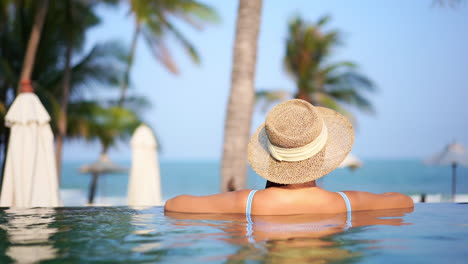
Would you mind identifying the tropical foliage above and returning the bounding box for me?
[118,0,219,105]
[257,15,375,123]
[66,102,141,154]
[0,0,218,180]
[0,0,140,173]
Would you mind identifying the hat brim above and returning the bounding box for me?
[248,107,354,184]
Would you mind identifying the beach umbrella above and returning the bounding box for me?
[0,86,61,207]
[128,124,162,206]
[80,154,126,205]
[338,153,363,170]
[425,141,468,201]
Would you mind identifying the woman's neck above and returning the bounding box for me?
[265,180,317,189]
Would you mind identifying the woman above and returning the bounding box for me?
[165,99,414,215]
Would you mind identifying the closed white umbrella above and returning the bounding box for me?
[128,124,162,206]
[425,141,468,201]
[0,92,61,207]
[338,153,363,170]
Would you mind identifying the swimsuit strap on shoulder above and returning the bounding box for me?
[337,191,352,212]
[245,190,258,243]
[246,190,258,216]
[337,191,352,230]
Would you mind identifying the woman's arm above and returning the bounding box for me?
[344,191,414,211]
[164,190,251,214]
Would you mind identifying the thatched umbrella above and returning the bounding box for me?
[80,154,126,205]
[425,141,468,201]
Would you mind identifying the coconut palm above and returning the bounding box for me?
[51,0,121,178]
[221,0,263,192]
[0,1,132,182]
[67,101,141,205]
[0,0,51,175]
[16,0,49,93]
[55,0,105,179]
[257,16,375,123]
[0,0,52,178]
[66,102,141,154]
[118,0,219,106]
[36,41,139,170]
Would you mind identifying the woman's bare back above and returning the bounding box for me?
[164,186,413,215]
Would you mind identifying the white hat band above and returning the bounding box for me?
[267,121,328,162]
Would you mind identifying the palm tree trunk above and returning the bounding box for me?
[221,0,263,192]
[17,0,49,94]
[55,0,73,184]
[118,22,141,107]
[88,172,99,205]
[296,89,309,101]
[296,88,320,106]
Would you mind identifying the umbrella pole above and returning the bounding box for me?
[88,173,99,205]
[451,163,457,202]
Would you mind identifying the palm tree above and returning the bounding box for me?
[282,15,375,121]
[55,0,104,180]
[221,0,263,192]
[16,0,49,94]
[37,41,132,182]
[66,102,141,155]
[118,0,219,106]
[0,0,49,181]
[256,16,375,122]
[0,1,130,182]
[66,100,141,205]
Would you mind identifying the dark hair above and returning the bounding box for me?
[265,180,317,189]
[265,181,288,188]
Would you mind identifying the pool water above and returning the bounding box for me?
[0,204,467,263]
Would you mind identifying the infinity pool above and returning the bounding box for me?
[0,203,467,263]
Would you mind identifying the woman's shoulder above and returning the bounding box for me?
[164,189,255,214]
[341,191,414,211]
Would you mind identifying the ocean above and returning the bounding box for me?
[60,159,468,206]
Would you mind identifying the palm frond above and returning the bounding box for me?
[129,0,218,74]
[282,15,376,121]
[142,28,179,74]
[326,71,376,92]
[100,95,152,115]
[40,41,127,100]
[316,93,357,125]
[316,15,331,27]
[328,89,375,114]
[162,19,201,64]
[67,101,141,150]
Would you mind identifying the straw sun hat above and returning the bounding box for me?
[248,99,354,184]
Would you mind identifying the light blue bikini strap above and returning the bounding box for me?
[246,190,258,216]
[245,190,258,243]
[337,191,352,212]
[337,191,352,229]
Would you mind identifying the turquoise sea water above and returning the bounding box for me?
[60,159,468,205]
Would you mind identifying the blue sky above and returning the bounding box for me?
[64,0,468,161]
